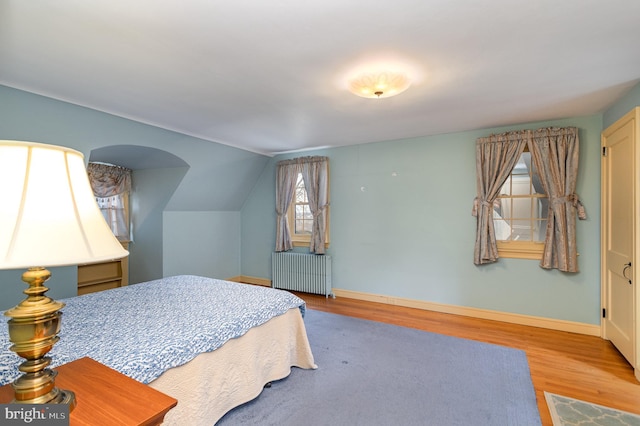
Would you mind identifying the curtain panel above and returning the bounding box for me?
[300,157,329,254]
[529,127,586,272]
[275,161,299,252]
[472,131,529,265]
[275,156,329,254]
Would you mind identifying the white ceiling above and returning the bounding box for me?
[1,0,639,156]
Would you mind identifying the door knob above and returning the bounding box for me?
[623,262,632,285]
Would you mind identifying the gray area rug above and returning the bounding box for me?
[545,392,640,426]
[218,309,541,425]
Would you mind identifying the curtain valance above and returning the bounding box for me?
[87,162,132,197]
[277,156,328,167]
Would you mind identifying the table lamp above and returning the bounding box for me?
[0,140,128,408]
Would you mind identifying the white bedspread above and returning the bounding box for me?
[0,275,312,386]
[152,307,316,425]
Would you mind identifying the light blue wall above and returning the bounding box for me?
[0,85,268,211]
[0,85,268,310]
[241,115,604,325]
[0,268,78,311]
[129,167,189,284]
[163,211,241,279]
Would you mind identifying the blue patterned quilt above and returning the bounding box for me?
[0,275,306,386]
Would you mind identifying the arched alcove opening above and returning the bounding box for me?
[88,145,190,284]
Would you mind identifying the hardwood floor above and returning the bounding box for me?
[294,292,640,426]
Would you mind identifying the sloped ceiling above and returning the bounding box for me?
[1,0,639,156]
[89,145,189,170]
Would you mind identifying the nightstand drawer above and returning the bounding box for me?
[77,242,129,295]
[78,261,121,283]
[78,279,122,295]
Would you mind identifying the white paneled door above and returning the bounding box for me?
[601,107,639,381]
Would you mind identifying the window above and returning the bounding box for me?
[87,162,132,242]
[292,173,312,236]
[287,172,330,247]
[493,150,547,259]
[96,193,130,241]
[474,127,582,269]
[275,156,329,253]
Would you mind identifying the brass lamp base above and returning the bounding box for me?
[4,267,76,410]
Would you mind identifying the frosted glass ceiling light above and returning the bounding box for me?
[349,71,411,99]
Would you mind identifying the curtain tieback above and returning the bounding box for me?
[550,193,587,220]
[472,197,493,217]
[312,203,330,218]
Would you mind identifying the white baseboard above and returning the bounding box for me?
[333,288,601,336]
[226,276,600,336]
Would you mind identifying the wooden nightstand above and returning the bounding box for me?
[78,242,130,295]
[0,357,177,426]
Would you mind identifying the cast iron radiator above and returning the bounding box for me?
[272,252,333,297]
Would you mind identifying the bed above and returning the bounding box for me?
[0,275,317,425]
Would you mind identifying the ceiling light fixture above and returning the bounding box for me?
[348,71,411,99]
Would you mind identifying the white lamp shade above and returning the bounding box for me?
[0,140,128,269]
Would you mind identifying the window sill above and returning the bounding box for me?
[497,241,544,260]
[291,239,330,249]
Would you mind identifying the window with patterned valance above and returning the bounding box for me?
[87,162,132,242]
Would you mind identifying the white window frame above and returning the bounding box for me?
[287,172,330,248]
[494,149,546,260]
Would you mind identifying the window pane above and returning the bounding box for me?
[294,174,307,203]
[512,154,528,178]
[530,158,545,196]
[511,198,531,219]
[532,181,544,196]
[510,219,532,240]
[493,200,503,218]
[499,198,512,219]
[533,198,549,220]
[493,215,512,241]
[533,220,547,242]
[295,186,306,202]
[499,178,512,197]
[294,204,312,234]
[511,174,531,196]
[302,205,312,219]
[96,195,129,240]
[295,219,312,234]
